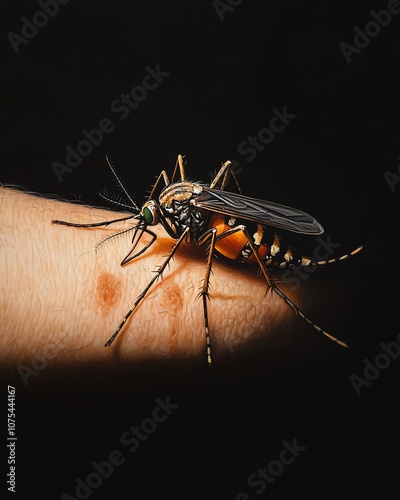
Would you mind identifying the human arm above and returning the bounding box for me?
[0,186,296,368]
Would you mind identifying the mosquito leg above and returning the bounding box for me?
[314,245,363,266]
[226,169,242,194]
[209,160,242,193]
[147,170,171,200]
[177,154,186,182]
[209,161,232,189]
[218,162,242,193]
[215,225,349,348]
[276,246,363,270]
[146,154,187,199]
[104,227,190,347]
[242,227,349,347]
[197,228,218,366]
[51,214,138,228]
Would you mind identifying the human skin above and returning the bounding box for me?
[0,186,297,368]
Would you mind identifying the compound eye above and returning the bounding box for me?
[142,202,159,225]
[143,206,154,224]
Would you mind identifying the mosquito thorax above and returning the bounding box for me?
[141,200,160,225]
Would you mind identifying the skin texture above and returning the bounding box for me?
[0,186,298,368]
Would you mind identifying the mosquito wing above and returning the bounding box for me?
[193,187,324,235]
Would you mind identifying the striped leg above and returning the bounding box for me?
[314,246,363,266]
[214,225,349,348]
[146,154,186,199]
[104,227,190,347]
[210,160,242,193]
[197,228,218,366]
[277,246,363,269]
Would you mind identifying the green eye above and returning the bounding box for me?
[143,206,154,224]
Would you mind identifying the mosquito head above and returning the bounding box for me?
[141,200,160,226]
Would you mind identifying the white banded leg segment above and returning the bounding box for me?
[317,245,363,266]
[214,225,349,348]
[197,228,218,366]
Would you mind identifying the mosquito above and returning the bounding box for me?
[52,155,362,365]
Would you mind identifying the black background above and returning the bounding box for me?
[1,1,400,499]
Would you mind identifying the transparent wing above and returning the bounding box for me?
[193,187,324,234]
